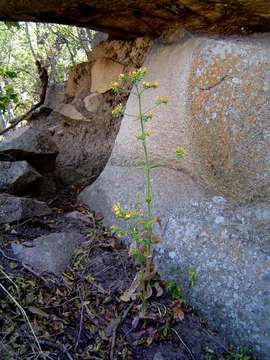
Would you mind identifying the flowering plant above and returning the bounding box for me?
[111,68,184,308]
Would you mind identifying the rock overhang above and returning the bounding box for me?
[0,1,270,39]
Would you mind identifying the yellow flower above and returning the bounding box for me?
[118,73,125,80]
[112,103,125,117]
[113,202,121,218]
[142,81,151,89]
[124,210,133,219]
[156,96,169,105]
[142,80,159,89]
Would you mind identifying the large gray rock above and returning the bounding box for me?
[0,127,58,172]
[16,232,83,275]
[0,194,51,224]
[79,33,270,358]
[0,161,42,194]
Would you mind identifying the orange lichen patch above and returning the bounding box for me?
[188,40,270,201]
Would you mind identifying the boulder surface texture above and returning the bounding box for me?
[0,161,41,194]
[0,194,51,224]
[0,1,270,38]
[80,33,270,359]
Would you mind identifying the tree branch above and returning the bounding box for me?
[0,61,48,136]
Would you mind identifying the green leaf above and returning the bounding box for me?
[4,21,21,30]
[111,225,126,237]
[165,281,183,300]
[187,266,198,288]
[175,147,187,158]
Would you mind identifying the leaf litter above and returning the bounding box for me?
[0,189,239,360]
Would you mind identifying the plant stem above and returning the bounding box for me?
[136,82,154,311]
[136,84,152,255]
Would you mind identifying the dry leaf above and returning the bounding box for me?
[28,306,49,319]
[120,273,140,302]
[172,301,185,321]
[146,283,153,299]
[95,212,104,221]
[154,281,164,297]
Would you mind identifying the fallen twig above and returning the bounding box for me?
[110,302,134,360]
[0,248,18,262]
[39,339,73,360]
[0,280,44,357]
[75,302,84,350]
[172,327,195,360]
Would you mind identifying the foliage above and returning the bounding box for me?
[164,280,183,300]
[0,67,19,113]
[0,21,94,129]
[226,348,254,360]
[187,266,198,288]
[175,146,187,158]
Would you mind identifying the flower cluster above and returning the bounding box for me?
[111,68,148,94]
[155,96,169,105]
[111,81,121,92]
[128,68,147,85]
[142,80,159,89]
[112,103,125,117]
[113,202,134,220]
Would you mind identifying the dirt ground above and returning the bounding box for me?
[0,188,252,360]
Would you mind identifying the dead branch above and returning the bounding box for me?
[0,60,48,136]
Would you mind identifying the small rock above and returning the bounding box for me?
[153,353,165,360]
[11,243,24,255]
[65,211,91,224]
[0,194,51,224]
[0,161,42,194]
[17,232,84,275]
[84,93,102,113]
[215,216,225,224]
[212,196,226,205]
[169,251,176,259]
[95,211,104,221]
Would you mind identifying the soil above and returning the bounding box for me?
[0,188,240,360]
